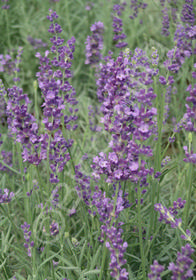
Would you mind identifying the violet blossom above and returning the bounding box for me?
[6,85,45,165]
[21,222,34,257]
[0,47,23,82]
[175,65,196,164]
[112,4,128,49]
[36,9,78,183]
[129,0,147,21]
[27,36,47,50]
[0,188,14,203]
[1,0,9,9]
[148,260,165,280]
[85,21,104,66]
[168,244,194,280]
[154,198,186,228]
[164,1,195,74]
[161,7,170,36]
[94,48,157,187]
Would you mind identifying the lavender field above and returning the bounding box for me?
[0,0,196,279]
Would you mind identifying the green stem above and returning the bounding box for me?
[36,166,44,203]
[137,186,146,280]
[178,225,196,249]
[161,132,176,160]
[0,160,21,175]
[47,134,51,190]
[5,10,11,48]
[98,239,108,280]
[183,163,193,229]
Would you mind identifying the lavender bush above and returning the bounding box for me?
[0,1,195,280]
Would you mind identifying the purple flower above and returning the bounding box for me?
[95,49,157,188]
[161,156,171,167]
[161,8,170,36]
[0,188,14,203]
[148,260,165,280]
[154,198,186,228]
[181,0,195,26]
[21,222,34,257]
[112,4,128,49]
[88,105,102,132]
[85,21,104,66]
[68,208,76,216]
[1,0,9,9]
[0,47,23,82]
[129,0,147,20]
[164,21,194,74]
[50,221,59,236]
[27,36,47,50]
[181,229,191,241]
[36,9,78,182]
[168,244,194,280]
[6,86,44,165]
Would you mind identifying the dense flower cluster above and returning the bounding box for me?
[36,9,78,182]
[168,244,194,280]
[85,21,104,65]
[94,48,157,187]
[112,4,128,49]
[181,0,195,25]
[154,198,186,228]
[148,260,165,280]
[21,222,34,257]
[164,1,195,74]
[6,86,45,165]
[27,36,47,50]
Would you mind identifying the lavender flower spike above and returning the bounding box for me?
[85,21,104,66]
[0,188,14,203]
[148,260,165,280]
[168,244,194,280]
[21,222,34,257]
[154,198,186,229]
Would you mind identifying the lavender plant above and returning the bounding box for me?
[0,1,196,280]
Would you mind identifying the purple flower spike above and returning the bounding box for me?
[148,260,165,280]
[21,222,34,257]
[168,244,194,280]
[161,8,170,36]
[50,221,59,236]
[35,10,78,182]
[129,0,147,20]
[0,188,14,203]
[85,21,104,66]
[154,198,186,228]
[181,229,191,241]
[112,4,128,49]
